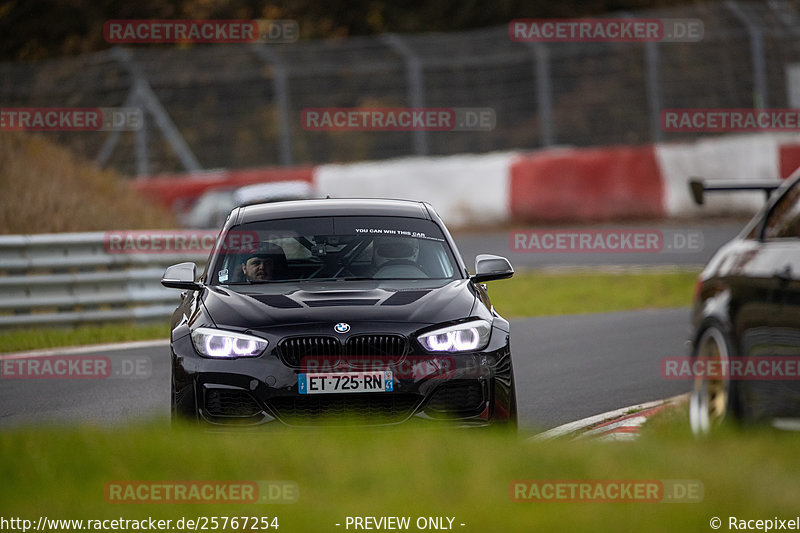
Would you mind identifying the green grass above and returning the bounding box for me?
[0,323,169,353]
[0,419,797,532]
[0,272,698,353]
[489,270,699,317]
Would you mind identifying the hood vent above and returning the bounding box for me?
[304,299,380,307]
[249,294,303,309]
[382,290,429,306]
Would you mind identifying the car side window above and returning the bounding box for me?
[763,181,800,240]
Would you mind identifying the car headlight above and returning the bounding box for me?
[417,319,491,353]
[191,327,268,358]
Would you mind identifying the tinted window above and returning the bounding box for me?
[208,216,459,285]
[764,180,800,240]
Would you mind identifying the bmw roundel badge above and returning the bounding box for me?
[334,322,350,334]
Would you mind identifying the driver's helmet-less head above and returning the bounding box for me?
[238,241,288,281]
[372,236,419,268]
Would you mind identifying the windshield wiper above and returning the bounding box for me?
[223,276,379,284]
[241,278,307,284]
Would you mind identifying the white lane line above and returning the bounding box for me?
[580,415,649,436]
[529,393,688,441]
[0,339,169,359]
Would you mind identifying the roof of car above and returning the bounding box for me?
[234,198,433,224]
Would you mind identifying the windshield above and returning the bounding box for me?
[208,216,460,286]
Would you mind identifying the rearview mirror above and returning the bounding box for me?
[161,262,203,290]
[472,254,514,283]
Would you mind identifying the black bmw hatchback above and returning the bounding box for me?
[161,198,516,428]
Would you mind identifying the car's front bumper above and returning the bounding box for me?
[171,326,514,427]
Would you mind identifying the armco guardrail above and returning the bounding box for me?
[0,233,209,328]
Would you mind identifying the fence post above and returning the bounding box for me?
[528,42,554,147]
[135,110,149,175]
[383,33,428,156]
[106,46,203,174]
[644,40,663,143]
[725,0,768,109]
[250,44,295,166]
[96,87,135,169]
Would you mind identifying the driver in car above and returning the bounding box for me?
[371,236,424,277]
[241,242,288,282]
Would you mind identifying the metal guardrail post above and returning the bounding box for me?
[527,42,554,147]
[250,44,295,166]
[644,40,663,143]
[725,0,769,109]
[135,108,149,176]
[383,34,429,156]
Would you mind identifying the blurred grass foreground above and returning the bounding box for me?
[0,418,798,532]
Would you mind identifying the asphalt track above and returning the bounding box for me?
[0,308,693,433]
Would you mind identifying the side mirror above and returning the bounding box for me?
[161,262,203,290]
[472,254,514,283]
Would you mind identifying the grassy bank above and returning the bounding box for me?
[0,323,169,353]
[485,269,698,317]
[0,131,175,233]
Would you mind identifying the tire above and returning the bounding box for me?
[689,324,740,435]
[171,375,198,427]
[503,364,519,432]
[507,378,519,432]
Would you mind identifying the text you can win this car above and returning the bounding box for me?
[161,198,517,428]
[689,172,800,434]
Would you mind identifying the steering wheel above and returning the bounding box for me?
[378,259,419,268]
[374,259,428,278]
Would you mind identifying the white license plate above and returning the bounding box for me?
[298,371,393,394]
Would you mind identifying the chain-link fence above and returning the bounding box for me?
[1,1,800,176]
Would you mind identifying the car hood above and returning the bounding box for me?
[201,279,477,330]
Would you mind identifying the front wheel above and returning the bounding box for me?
[689,325,739,435]
[171,374,198,427]
[508,368,518,430]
